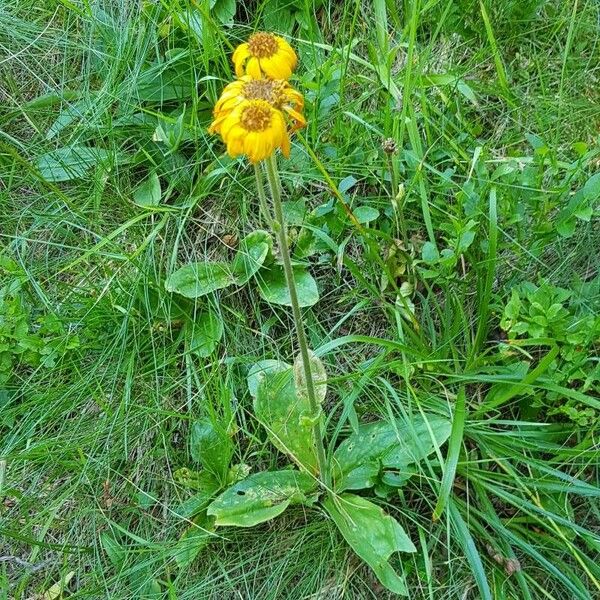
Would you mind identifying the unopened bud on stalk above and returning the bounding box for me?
[382,137,398,154]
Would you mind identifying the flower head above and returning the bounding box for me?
[214,99,290,163]
[210,75,305,136]
[233,32,297,80]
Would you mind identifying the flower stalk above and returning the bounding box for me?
[253,163,273,228]
[264,154,331,489]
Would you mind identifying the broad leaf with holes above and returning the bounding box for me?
[165,263,234,298]
[232,230,273,285]
[324,493,416,595]
[207,470,317,527]
[332,414,452,491]
[254,367,320,473]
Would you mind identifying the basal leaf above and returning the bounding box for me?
[232,230,272,285]
[174,513,215,569]
[165,262,233,298]
[176,471,221,519]
[323,493,416,595]
[36,145,125,182]
[190,418,234,481]
[353,206,380,224]
[254,368,319,473]
[256,265,319,307]
[133,171,161,207]
[187,311,223,358]
[293,349,327,405]
[247,359,290,398]
[332,414,452,491]
[207,470,317,527]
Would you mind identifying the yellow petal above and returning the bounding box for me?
[208,113,228,134]
[246,57,262,79]
[275,37,297,65]
[227,133,244,158]
[220,109,243,139]
[284,107,306,130]
[280,130,291,158]
[286,89,304,110]
[261,56,291,80]
[219,96,242,113]
[244,132,260,163]
[232,43,250,77]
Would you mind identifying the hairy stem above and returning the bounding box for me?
[254,162,273,228]
[264,154,330,489]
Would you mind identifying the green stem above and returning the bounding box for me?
[264,154,331,489]
[387,153,407,244]
[254,163,273,228]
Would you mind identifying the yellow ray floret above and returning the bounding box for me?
[209,75,306,136]
[233,32,297,80]
[215,99,290,163]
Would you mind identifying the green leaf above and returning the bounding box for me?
[254,368,320,473]
[133,172,161,207]
[353,206,380,224]
[432,388,466,520]
[293,349,327,405]
[583,172,600,200]
[247,359,290,398]
[136,63,195,102]
[176,471,221,518]
[257,265,319,307]
[190,418,234,481]
[100,532,126,568]
[211,0,236,26]
[207,470,317,527]
[263,0,295,34]
[232,230,272,285]
[36,145,124,182]
[174,513,215,569]
[323,493,416,596]
[282,199,306,225]
[421,241,440,263]
[332,414,452,491]
[187,311,223,358]
[165,263,234,298]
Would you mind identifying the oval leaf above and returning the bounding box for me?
[247,359,290,398]
[190,418,233,481]
[165,262,233,298]
[133,171,161,207]
[257,265,319,307]
[353,206,380,224]
[187,311,223,358]
[207,470,317,527]
[254,368,319,473]
[293,349,327,405]
[323,493,416,596]
[232,230,272,285]
[332,414,452,491]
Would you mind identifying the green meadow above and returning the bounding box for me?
[1,1,599,598]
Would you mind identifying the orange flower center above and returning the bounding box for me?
[242,79,285,107]
[240,102,273,132]
[247,32,279,58]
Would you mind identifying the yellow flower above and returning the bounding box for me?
[209,75,306,136]
[233,32,297,80]
[214,99,290,163]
